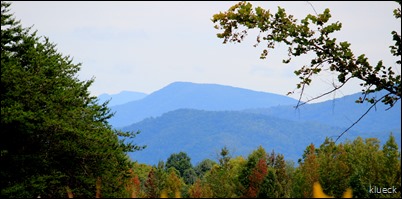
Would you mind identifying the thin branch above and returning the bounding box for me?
[296,76,352,107]
[361,85,374,102]
[295,83,306,108]
[334,94,388,143]
[306,1,318,15]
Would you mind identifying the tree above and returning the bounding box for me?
[194,159,217,178]
[218,146,231,167]
[212,1,401,140]
[298,144,320,198]
[238,145,268,197]
[246,158,268,197]
[188,178,213,198]
[381,133,401,198]
[166,151,193,178]
[125,169,142,198]
[316,138,350,198]
[164,167,183,198]
[205,147,240,198]
[343,137,384,198]
[183,168,197,185]
[1,2,145,197]
[144,168,159,198]
[273,154,290,198]
[238,145,267,195]
[258,167,277,198]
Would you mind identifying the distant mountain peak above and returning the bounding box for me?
[108,82,300,128]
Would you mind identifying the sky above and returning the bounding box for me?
[9,1,401,102]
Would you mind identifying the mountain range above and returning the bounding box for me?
[107,82,299,128]
[98,82,401,165]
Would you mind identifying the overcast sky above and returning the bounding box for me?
[9,1,401,102]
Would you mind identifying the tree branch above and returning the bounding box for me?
[296,76,352,108]
[334,94,388,143]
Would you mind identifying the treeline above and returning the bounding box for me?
[126,134,401,198]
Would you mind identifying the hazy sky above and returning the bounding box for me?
[9,1,401,102]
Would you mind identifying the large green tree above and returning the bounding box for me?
[165,151,193,178]
[316,138,350,198]
[212,1,401,140]
[1,2,144,198]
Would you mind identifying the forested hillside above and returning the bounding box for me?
[122,107,400,166]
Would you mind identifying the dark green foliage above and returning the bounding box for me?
[258,168,277,198]
[183,168,197,185]
[317,139,350,198]
[194,159,217,178]
[1,2,144,197]
[165,151,193,178]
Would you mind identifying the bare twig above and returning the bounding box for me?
[306,1,318,15]
[296,76,352,108]
[334,94,388,143]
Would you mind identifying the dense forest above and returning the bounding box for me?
[1,1,401,198]
[123,135,401,198]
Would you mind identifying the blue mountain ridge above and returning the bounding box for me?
[244,90,401,134]
[109,82,400,166]
[107,81,300,128]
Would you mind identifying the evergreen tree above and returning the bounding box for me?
[1,2,144,197]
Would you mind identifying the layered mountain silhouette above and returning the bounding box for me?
[98,82,401,165]
[107,82,299,128]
